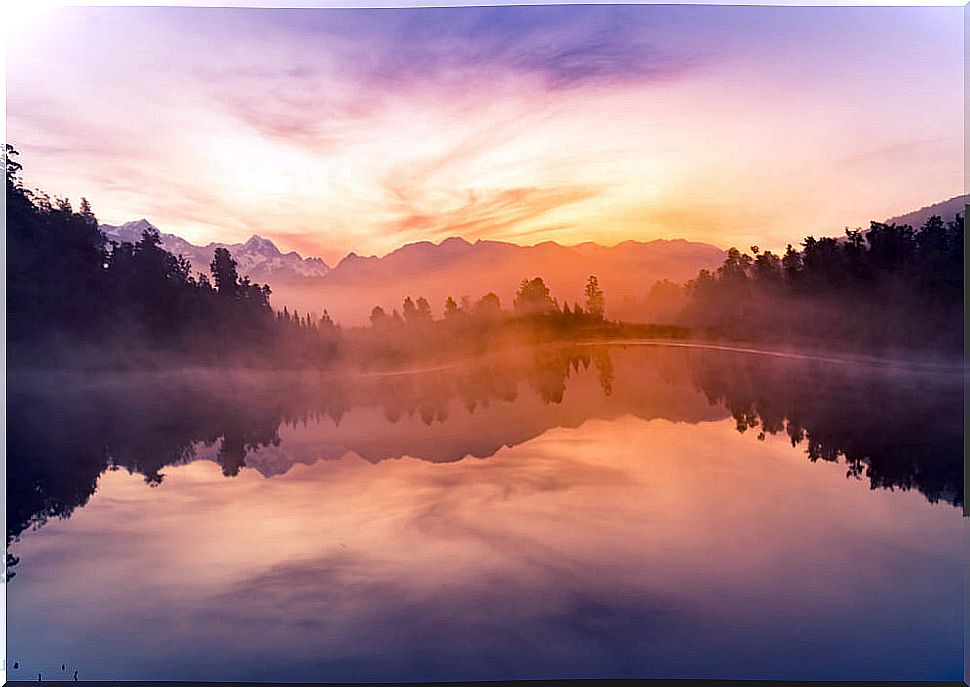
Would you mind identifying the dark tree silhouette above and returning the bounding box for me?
[476,292,501,314]
[444,296,460,319]
[211,246,241,297]
[584,275,605,319]
[514,277,557,316]
[6,148,337,367]
[683,215,963,352]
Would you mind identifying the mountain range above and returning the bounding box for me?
[886,194,967,229]
[100,219,331,282]
[101,194,966,325]
[306,235,725,324]
[100,219,726,324]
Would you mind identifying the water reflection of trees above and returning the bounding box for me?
[7,346,961,580]
[372,347,613,421]
[687,352,963,508]
[6,348,611,576]
[7,374,286,571]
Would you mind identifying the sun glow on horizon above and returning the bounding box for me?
[6,5,963,260]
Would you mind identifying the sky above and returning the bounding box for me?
[6,4,964,263]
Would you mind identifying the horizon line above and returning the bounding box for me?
[102,218,731,264]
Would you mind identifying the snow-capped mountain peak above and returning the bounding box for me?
[244,234,281,256]
[100,221,330,282]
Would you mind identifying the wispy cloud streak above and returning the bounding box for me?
[4,5,963,258]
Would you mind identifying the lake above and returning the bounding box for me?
[6,343,965,682]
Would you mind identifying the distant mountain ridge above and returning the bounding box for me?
[885,195,967,228]
[289,234,726,325]
[99,219,726,323]
[102,194,965,325]
[100,219,331,282]
[325,235,723,286]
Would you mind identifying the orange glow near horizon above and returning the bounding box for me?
[5,6,964,261]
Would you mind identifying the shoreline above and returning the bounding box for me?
[8,335,963,380]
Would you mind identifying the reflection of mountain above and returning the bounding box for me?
[243,347,720,474]
[7,345,961,578]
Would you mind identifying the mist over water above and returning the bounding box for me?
[6,343,964,682]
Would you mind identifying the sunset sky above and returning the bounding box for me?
[6,4,964,263]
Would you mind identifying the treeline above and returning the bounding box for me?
[7,147,676,368]
[7,146,339,367]
[347,275,687,366]
[14,142,957,362]
[680,215,964,352]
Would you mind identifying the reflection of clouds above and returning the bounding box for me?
[194,441,684,682]
[7,415,964,681]
[403,448,630,578]
[177,422,683,678]
[6,351,966,680]
[197,548,679,681]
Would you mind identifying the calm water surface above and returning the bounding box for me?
[7,344,965,681]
